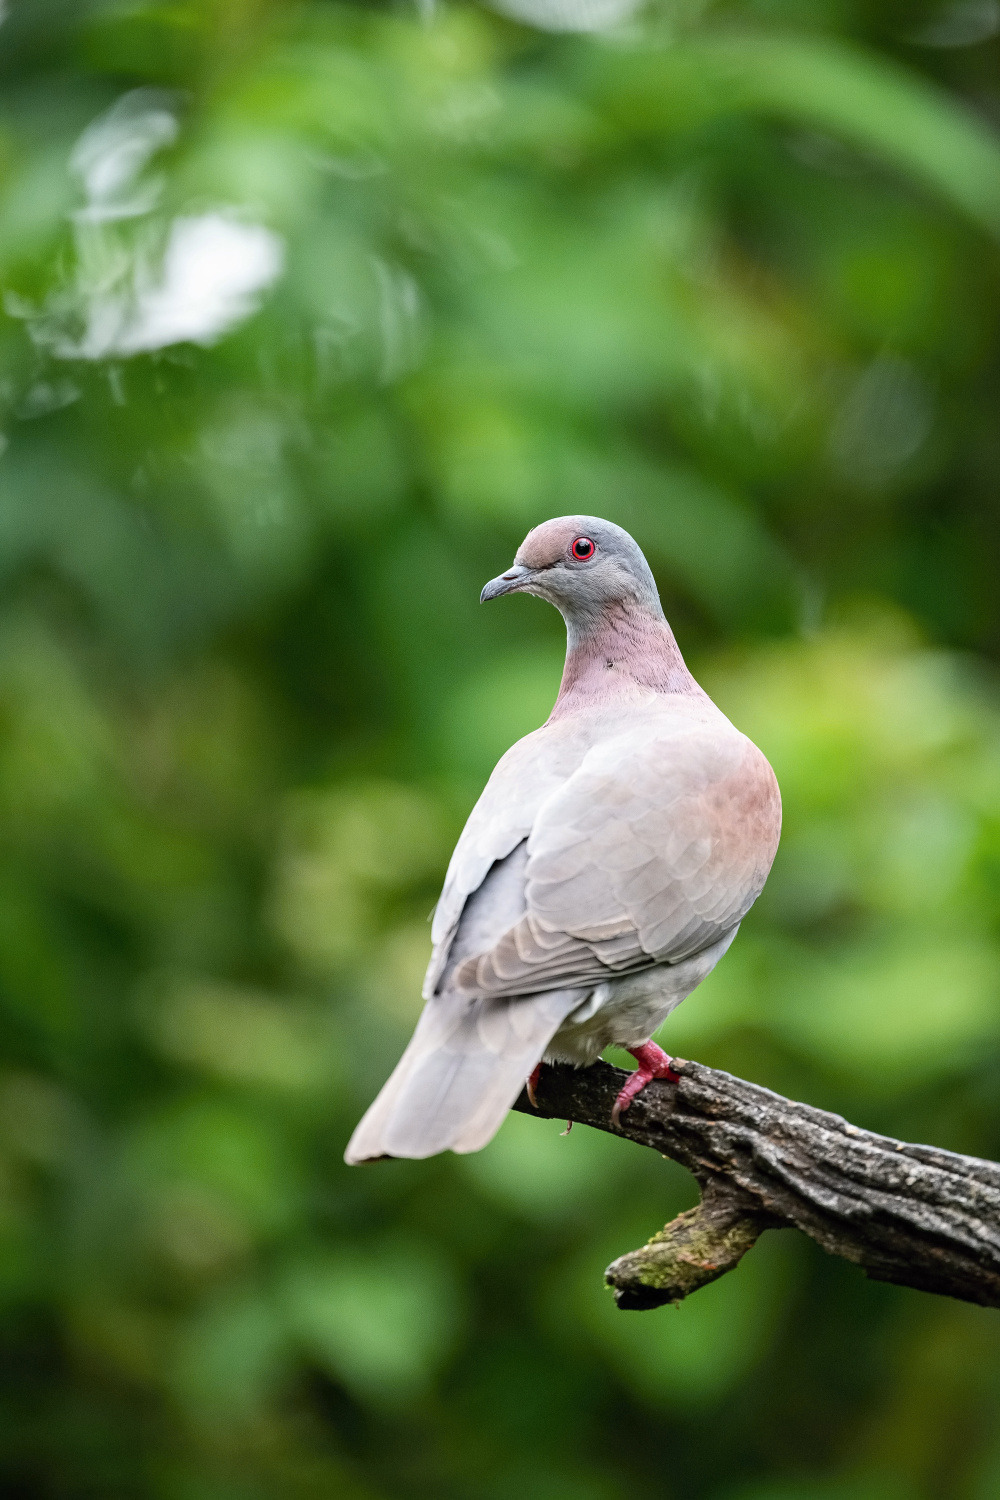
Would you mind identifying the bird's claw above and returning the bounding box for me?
[611,1042,680,1128]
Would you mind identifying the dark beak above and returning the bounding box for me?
[481,564,531,603]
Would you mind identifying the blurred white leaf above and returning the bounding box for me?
[64,213,285,359]
[485,0,643,33]
[70,87,179,223]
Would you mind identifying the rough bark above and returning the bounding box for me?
[511,1057,1000,1311]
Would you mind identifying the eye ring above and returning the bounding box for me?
[571,536,595,561]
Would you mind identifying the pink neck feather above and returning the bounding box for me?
[548,600,700,720]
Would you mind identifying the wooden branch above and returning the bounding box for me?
[511,1057,1000,1311]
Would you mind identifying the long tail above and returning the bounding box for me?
[344,987,586,1163]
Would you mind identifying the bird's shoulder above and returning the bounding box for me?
[526,696,779,901]
[436,691,719,920]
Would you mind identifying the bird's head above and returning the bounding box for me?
[481,516,663,629]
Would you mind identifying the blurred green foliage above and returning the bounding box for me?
[0,0,999,1496]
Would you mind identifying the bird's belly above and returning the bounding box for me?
[543,925,739,1066]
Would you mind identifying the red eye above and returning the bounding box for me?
[571,536,595,560]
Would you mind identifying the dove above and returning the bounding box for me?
[345,516,780,1163]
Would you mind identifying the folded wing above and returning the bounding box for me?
[452,719,780,999]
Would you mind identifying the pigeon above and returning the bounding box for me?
[345,516,781,1163]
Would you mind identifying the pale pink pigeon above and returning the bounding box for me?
[346,517,781,1162]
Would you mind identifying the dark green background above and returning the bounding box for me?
[0,1,999,1496]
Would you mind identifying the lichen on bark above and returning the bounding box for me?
[605,1184,773,1309]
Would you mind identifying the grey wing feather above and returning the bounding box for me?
[344,840,585,1163]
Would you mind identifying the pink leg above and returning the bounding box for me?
[612,1042,679,1127]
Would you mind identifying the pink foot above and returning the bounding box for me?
[526,1063,543,1108]
[612,1042,680,1128]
